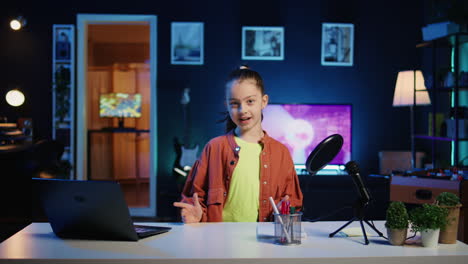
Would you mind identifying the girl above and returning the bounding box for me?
[173,66,303,223]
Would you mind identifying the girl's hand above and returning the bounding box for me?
[173,193,203,223]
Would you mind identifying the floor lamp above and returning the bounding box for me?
[392,70,431,169]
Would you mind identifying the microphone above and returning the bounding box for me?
[345,161,371,204]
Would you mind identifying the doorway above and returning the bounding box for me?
[76,14,157,217]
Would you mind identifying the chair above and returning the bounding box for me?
[0,143,35,226]
[30,139,69,179]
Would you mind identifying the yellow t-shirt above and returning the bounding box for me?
[222,137,262,222]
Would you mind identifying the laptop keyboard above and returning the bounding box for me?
[133,225,171,238]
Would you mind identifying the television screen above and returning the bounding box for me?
[262,104,352,166]
[99,93,142,118]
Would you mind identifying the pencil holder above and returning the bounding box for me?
[273,212,302,245]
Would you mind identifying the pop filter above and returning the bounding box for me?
[306,134,343,175]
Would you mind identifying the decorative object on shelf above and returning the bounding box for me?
[460,71,468,87]
[171,22,204,65]
[445,119,468,138]
[422,21,463,41]
[428,112,445,137]
[393,70,431,169]
[53,65,71,124]
[55,27,72,60]
[242,26,284,61]
[443,71,455,88]
[321,23,354,66]
[424,73,433,89]
[409,203,449,247]
[435,192,462,244]
[385,201,409,246]
[422,0,468,41]
[446,106,468,139]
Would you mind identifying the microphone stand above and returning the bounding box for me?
[328,196,383,245]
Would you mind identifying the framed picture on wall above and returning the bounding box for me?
[54,26,73,60]
[171,22,204,65]
[321,23,354,66]
[242,26,284,61]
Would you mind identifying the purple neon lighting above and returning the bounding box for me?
[262,104,352,165]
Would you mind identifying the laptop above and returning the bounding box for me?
[33,178,171,241]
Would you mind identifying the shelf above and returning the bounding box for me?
[52,24,74,180]
[54,59,72,63]
[416,87,468,92]
[414,31,466,168]
[89,128,150,133]
[414,134,468,142]
[416,32,468,48]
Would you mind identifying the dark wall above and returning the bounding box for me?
[1,0,425,194]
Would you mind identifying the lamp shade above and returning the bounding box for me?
[392,70,431,107]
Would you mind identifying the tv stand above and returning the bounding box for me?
[99,117,141,131]
[117,117,125,130]
[101,127,138,132]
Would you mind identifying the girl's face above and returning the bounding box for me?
[226,79,268,134]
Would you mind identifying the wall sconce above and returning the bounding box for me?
[10,16,27,31]
[5,89,25,107]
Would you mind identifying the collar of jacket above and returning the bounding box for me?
[226,130,271,156]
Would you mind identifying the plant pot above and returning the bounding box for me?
[439,204,462,244]
[386,228,407,246]
[421,228,440,248]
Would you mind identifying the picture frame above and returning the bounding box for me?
[321,23,354,66]
[54,26,73,60]
[242,26,284,61]
[171,22,204,65]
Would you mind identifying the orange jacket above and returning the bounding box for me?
[181,130,303,222]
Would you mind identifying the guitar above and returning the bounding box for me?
[173,88,199,189]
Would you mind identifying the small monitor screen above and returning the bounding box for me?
[262,104,352,166]
[99,93,142,118]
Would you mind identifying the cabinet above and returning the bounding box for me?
[87,129,150,207]
[52,25,75,179]
[390,176,467,243]
[414,32,468,168]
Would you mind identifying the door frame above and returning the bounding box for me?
[76,14,158,217]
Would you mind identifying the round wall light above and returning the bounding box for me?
[5,89,25,107]
[10,16,27,31]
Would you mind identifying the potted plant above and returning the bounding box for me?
[409,204,449,247]
[53,65,71,126]
[385,201,409,245]
[435,192,462,244]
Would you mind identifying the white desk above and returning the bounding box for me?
[1,221,467,264]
